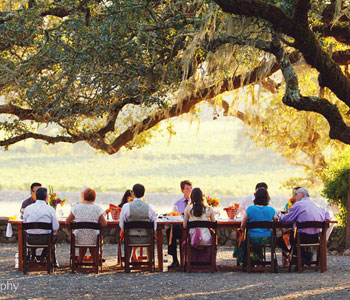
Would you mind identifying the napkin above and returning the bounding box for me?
[6,223,13,238]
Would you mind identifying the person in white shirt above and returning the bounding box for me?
[23,187,60,266]
[119,183,157,232]
[238,182,272,215]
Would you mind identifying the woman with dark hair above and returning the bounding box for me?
[234,188,276,264]
[183,188,216,234]
[183,188,216,268]
[118,189,133,208]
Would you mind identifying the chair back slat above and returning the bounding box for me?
[70,222,101,230]
[22,222,54,275]
[185,221,217,273]
[187,221,217,230]
[291,221,326,273]
[296,221,325,229]
[245,221,277,273]
[123,221,155,273]
[124,221,154,230]
[23,222,53,230]
[246,221,273,229]
[70,222,103,274]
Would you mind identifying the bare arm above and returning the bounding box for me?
[183,206,190,228]
[65,212,75,224]
[209,207,216,222]
[241,212,248,229]
[99,214,107,227]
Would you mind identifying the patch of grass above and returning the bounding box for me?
[0,119,304,196]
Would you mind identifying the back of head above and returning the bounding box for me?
[190,187,205,217]
[36,187,47,201]
[297,187,310,197]
[133,184,145,198]
[255,182,268,190]
[254,188,270,206]
[31,182,41,191]
[83,188,96,202]
[120,189,133,206]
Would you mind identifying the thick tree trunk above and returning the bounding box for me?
[346,170,350,249]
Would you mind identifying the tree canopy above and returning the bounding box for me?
[2,0,350,161]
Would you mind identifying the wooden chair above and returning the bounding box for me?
[117,227,125,267]
[22,222,54,275]
[118,229,147,268]
[289,221,326,273]
[245,221,277,273]
[124,221,155,273]
[184,221,217,273]
[70,222,103,274]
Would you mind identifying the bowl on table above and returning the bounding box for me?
[107,204,122,220]
[165,211,183,221]
[224,205,239,219]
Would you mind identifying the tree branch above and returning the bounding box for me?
[270,35,350,144]
[313,24,350,45]
[0,104,36,120]
[85,50,302,154]
[294,0,310,26]
[332,50,350,65]
[212,0,350,109]
[0,132,83,148]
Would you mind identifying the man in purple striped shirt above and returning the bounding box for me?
[278,187,330,265]
[166,180,192,268]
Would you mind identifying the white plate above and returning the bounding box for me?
[164,216,183,221]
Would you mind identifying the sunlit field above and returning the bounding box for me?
[0,117,304,198]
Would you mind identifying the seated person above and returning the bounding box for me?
[119,183,157,245]
[183,187,216,265]
[20,182,41,216]
[23,187,59,267]
[281,186,301,266]
[238,182,271,216]
[21,182,42,259]
[234,188,276,265]
[66,188,107,264]
[118,189,141,261]
[166,180,192,268]
[278,187,330,266]
[118,189,133,208]
[284,186,301,212]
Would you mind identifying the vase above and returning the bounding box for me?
[213,207,220,218]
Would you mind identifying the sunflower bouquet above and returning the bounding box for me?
[206,195,220,207]
[48,186,67,209]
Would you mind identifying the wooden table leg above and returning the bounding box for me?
[180,225,185,268]
[322,223,328,272]
[156,225,164,271]
[16,223,23,271]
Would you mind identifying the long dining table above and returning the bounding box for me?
[8,218,335,272]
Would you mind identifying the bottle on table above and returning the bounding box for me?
[163,254,168,272]
[15,253,19,269]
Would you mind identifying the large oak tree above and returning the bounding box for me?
[1,0,350,164]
